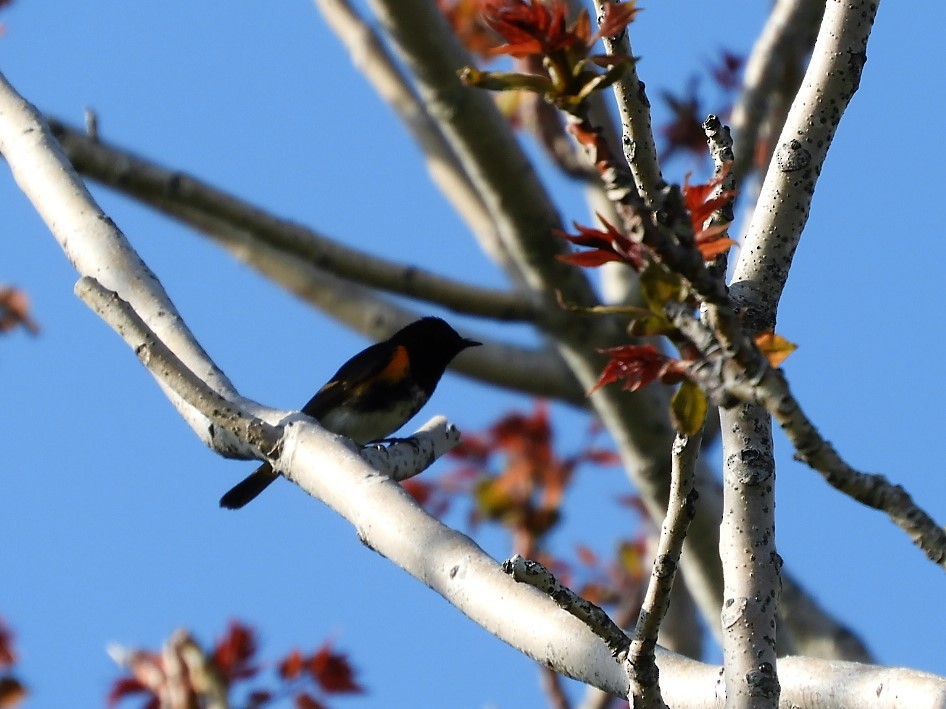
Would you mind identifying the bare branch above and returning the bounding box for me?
[590,0,665,207]
[627,433,702,709]
[504,555,630,660]
[359,415,462,481]
[47,119,535,323]
[719,403,781,708]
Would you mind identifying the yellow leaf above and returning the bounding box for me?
[754,331,798,368]
[639,263,687,313]
[670,380,708,436]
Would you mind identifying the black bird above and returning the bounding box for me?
[219,317,480,509]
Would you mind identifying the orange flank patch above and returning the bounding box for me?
[378,345,411,381]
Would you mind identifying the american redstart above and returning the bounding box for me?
[219,317,480,508]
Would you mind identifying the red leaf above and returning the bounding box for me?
[438,0,501,55]
[682,165,738,259]
[557,250,623,267]
[0,621,16,668]
[247,690,274,708]
[0,287,39,335]
[576,544,599,566]
[557,214,645,270]
[308,642,363,694]
[481,0,591,58]
[591,344,673,393]
[589,1,639,44]
[212,620,259,681]
[106,677,151,708]
[697,236,736,260]
[711,50,744,91]
[581,448,621,466]
[278,648,305,680]
[294,693,327,709]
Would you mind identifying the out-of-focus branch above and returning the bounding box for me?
[311,0,514,272]
[366,0,596,306]
[730,0,824,186]
[45,118,588,403]
[779,570,872,661]
[47,119,536,323]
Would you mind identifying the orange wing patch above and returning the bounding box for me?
[377,345,411,382]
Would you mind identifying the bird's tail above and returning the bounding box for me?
[219,463,278,509]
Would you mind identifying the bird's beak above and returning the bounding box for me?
[463,338,482,349]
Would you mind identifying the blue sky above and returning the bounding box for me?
[2,1,945,707]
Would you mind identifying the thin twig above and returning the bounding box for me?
[626,433,701,709]
[590,0,665,207]
[503,555,630,660]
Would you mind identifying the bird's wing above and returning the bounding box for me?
[300,340,402,419]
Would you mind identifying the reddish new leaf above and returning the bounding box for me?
[682,165,737,259]
[589,1,640,44]
[0,678,25,709]
[106,677,151,708]
[660,86,707,162]
[591,344,674,393]
[576,544,599,566]
[438,0,500,55]
[308,642,363,694]
[481,0,576,58]
[278,648,305,680]
[212,620,259,681]
[556,214,645,270]
[711,50,744,91]
[294,693,327,709]
[0,622,15,668]
[0,287,39,335]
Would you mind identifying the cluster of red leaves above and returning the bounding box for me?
[0,287,39,335]
[660,50,745,162]
[558,167,737,272]
[569,536,648,607]
[407,403,618,553]
[556,213,646,270]
[460,0,638,110]
[275,642,364,708]
[591,344,686,394]
[682,165,737,260]
[0,620,26,709]
[108,621,362,709]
